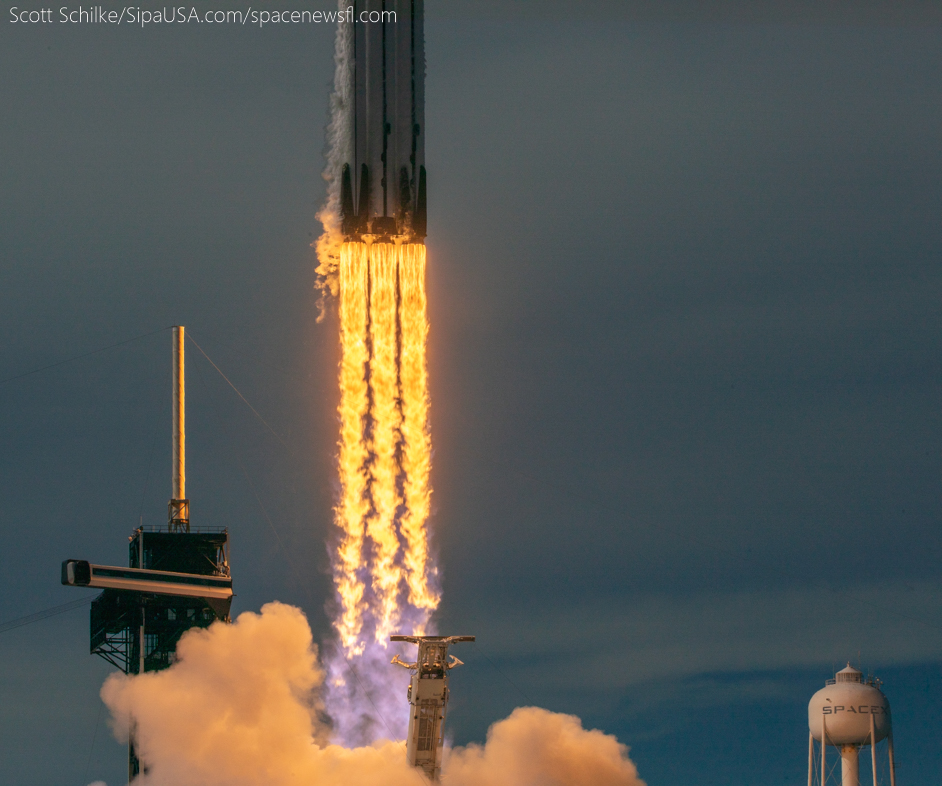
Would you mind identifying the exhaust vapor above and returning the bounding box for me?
[100,604,645,786]
[313,10,353,310]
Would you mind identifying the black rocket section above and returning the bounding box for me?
[340,164,355,236]
[342,0,426,243]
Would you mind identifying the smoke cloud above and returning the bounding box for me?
[313,7,353,314]
[444,707,645,786]
[100,603,645,786]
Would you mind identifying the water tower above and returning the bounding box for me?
[808,664,896,786]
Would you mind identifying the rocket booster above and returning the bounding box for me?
[340,0,427,243]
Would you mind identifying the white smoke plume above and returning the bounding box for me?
[314,8,354,317]
[101,603,645,786]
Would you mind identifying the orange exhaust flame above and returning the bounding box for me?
[330,242,439,665]
[398,244,438,612]
[333,243,370,654]
[366,243,404,644]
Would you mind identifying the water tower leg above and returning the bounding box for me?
[869,714,878,786]
[808,732,814,786]
[821,715,827,786]
[840,745,859,786]
[887,734,896,786]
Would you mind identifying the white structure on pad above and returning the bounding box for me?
[391,634,474,781]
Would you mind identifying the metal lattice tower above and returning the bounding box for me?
[62,326,233,781]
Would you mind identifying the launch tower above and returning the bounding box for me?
[391,634,474,781]
[62,326,232,779]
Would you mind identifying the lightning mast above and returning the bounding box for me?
[391,635,475,781]
[169,325,188,531]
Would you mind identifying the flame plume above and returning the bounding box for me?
[365,243,405,645]
[327,241,439,743]
[398,244,438,612]
[332,243,370,654]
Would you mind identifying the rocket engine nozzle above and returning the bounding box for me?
[340,165,426,242]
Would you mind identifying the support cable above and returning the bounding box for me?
[186,332,290,452]
[189,356,304,588]
[0,327,170,387]
[189,350,411,760]
[0,597,93,635]
[81,700,104,785]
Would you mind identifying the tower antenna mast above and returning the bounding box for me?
[169,325,189,532]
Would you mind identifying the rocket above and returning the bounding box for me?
[339,0,427,243]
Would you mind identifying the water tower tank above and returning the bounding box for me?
[808,664,891,745]
[806,664,896,786]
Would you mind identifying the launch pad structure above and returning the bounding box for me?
[392,635,475,781]
[61,326,233,780]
